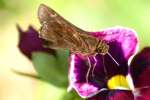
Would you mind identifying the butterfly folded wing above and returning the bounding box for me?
[38,4,99,55]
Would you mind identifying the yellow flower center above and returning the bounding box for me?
[107,75,130,90]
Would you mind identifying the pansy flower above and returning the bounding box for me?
[17,25,55,59]
[67,26,150,100]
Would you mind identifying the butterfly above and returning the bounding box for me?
[38,4,110,57]
[38,4,119,83]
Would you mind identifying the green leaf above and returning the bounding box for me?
[55,49,69,75]
[32,49,69,87]
[61,91,83,100]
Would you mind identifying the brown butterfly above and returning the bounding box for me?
[38,4,110,57]
[38,4,120,83]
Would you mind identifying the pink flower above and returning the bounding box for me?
[67,26,150,100]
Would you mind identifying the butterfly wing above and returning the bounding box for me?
[38,4,98,55]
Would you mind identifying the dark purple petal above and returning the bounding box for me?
[68,52,127,98]
[103,41,128,77]
[87,90,108,100]
[17,25,55,59]
[135,87,150,100]
[68,54,107,98]
[91,26,138,60]
[107,90,134,100]
[88,90,134,100]
[130,47,150,88]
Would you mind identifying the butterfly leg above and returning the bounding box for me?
[91,56,97,78]
[86,57,92,83]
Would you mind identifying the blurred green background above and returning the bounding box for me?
[0,0,150,100]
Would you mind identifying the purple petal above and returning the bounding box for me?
[68,53,128,98]
[88,90,134,100]
[91,26,138,60]
[68,26,137,98]
[87,90,108,100]
[103,41,128,77]
[68,54,107,98]
[17,25,55,59]
[135,87,150,100]
[107,90,134,100]
[130,47,150,88]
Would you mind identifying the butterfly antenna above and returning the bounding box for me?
[107,52,120,66]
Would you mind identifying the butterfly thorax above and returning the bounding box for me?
[95,40,109,55]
